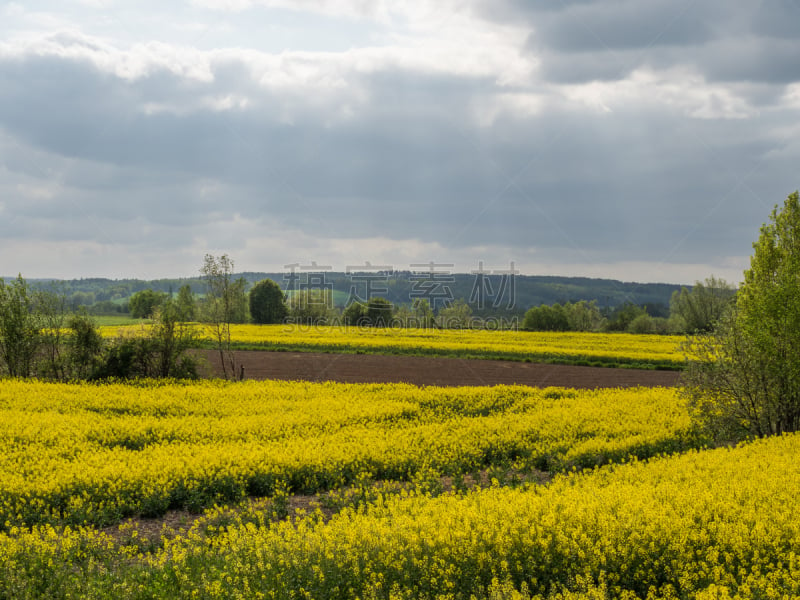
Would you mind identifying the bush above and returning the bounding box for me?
[91,301,199,380]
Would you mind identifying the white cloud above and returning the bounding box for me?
[561,66,759,119]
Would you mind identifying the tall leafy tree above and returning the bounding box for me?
[175,284,197,321]
[365,297,394,327]
[128,289,168,319]
[35,287,69,380]
[683,191,800,439]
[249,279,287,324]
[670,276,736,333]
[0,275,42,377]
[200,254,239,379]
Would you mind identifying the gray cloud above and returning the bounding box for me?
[0,2,799,282]
[486,0,800,86]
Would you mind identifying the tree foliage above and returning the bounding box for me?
[437,299,472,329]
[670,276,736,333]
[175,284,197,321]
[522,304,570,332]
[0,275,42,377]
[522,300,609,332]
[683,191,800,439]
[92,300,199,380]
[128,289,168,319]
[604,302,647,332]
[342,301,367,326]
[287,289,334,325]
[365,297,394,327]
[249,279,287,324]
[66,313,104,380]
[34,286,69,380]
[200,254,240,379]
[563,300,606,332]
[0,273,199,382]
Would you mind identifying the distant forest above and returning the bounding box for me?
[21,272,683,319]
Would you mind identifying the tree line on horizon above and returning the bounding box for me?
[21,271,685,321]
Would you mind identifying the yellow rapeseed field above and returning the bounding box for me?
[0,379,694,529]
[1,416,797,597]
[102,323,686,367]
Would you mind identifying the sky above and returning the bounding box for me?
[1,0,799,285]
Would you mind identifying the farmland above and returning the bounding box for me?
[0,379,696,530]
[0,327,793,599]
[102,324,687,369]
[0,377,799,597]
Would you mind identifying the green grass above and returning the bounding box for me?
[89,315,149,327]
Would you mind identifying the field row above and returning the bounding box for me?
[103,324,687,368]
[0,379,697,529]
[2,432,798,598]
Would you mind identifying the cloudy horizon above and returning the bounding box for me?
[2,1,799,285]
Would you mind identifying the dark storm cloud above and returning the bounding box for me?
[0,39,791,266]
[1,1,799,281]
[485,0,800,86]
[530,1,714,53]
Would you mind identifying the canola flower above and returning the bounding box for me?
[1,433,798,598]
[102,323,686,368]
[0,379,696,529]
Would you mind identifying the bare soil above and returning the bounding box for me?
[201,350,681,388]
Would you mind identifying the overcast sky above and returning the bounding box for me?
[1,0,799,284]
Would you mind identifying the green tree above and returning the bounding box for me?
[627,313,660,334]
[200,254,239,379]
[342,301,368,326]
[522,303,569,331]
[287,289,334,325]
[563,300,606,332]
[670,276,736,333]
[149,300,200,378]
[365,297,394,327]
[91,301,199,380]
[66,312,104,380]
[230,277,249,324]
[437,299,472,329]
[175,284,197,321]
[249,279,288,324]
[35,287,69,380]
[604,302,647,332]
[412,299,435,328]
[128,289,168,319]
[683,191,800,439]
[68,291,95,311]
[0,275,42,377]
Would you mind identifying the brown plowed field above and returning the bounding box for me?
[202,350,681,388]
